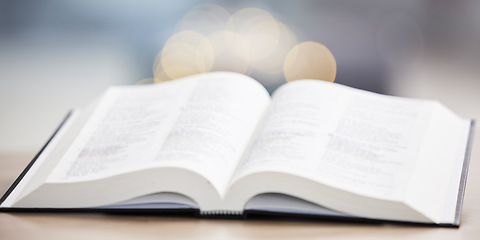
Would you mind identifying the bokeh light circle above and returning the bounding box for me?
[284,41,337,82]
[155,30,214,81]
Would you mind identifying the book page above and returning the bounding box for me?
[233,80,432,201]
[46,79,196,182]
[47,72,270,195]
[152,73,270,193]
[405,104,471,223]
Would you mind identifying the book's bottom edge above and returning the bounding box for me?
[245,210,459,228]
[0,207,199,216]
[0,208,458,227]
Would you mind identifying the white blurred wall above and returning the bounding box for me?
[0,36,137,151]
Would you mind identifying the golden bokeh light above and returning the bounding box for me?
[156,30,214,81]
[284,41,337,82]
[226,8,280,63]
[151,5,337,87]
[135,78,155,85]
[253,21,297,76]
[174,4,230,36]
[201,30,251,74]
[153,69,170,83]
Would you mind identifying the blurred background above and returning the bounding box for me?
[1,0,479,152]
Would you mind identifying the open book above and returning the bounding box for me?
[0,72,474,226]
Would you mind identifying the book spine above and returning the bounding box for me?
[199,210,244,218]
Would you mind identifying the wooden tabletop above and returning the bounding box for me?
[0,149,479,240]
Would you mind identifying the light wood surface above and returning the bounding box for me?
[0,147,479,240]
